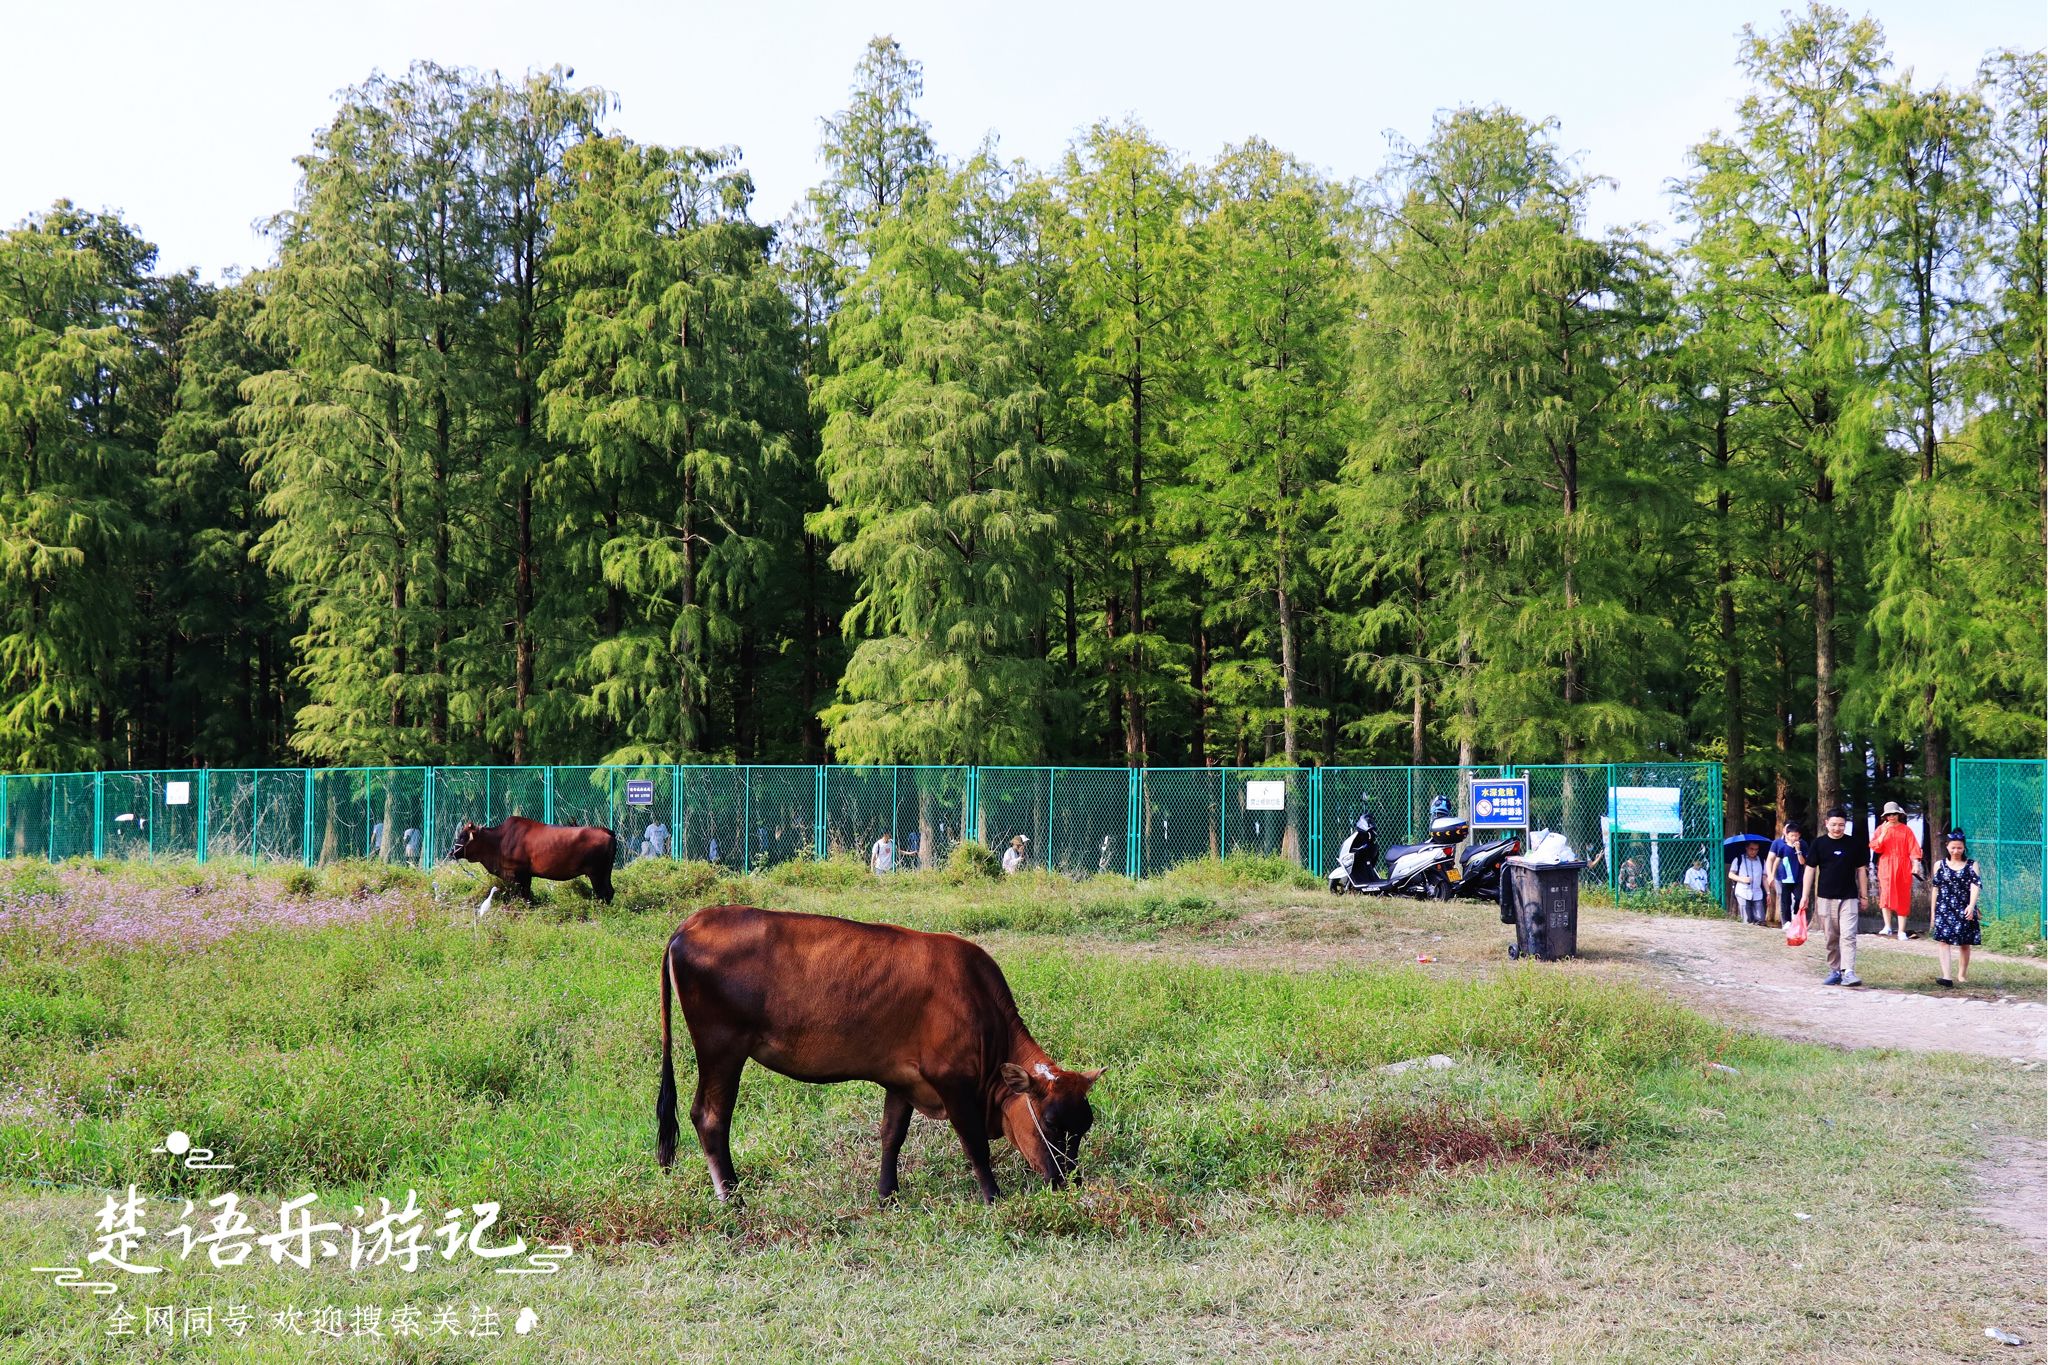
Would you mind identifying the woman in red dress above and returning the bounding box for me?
[1868,801,1922,938]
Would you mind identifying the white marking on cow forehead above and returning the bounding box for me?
[1033,1063,1056,1082]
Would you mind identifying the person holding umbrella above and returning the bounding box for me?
[1869,801,1922,938]
[1726,835,1771,925]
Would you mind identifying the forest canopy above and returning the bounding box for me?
[0,5,2041,837]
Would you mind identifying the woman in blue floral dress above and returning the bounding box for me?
[1929,829,1981,988]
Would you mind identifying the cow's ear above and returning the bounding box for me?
[1076,1067,1105,1090]
[999,1063,1034,1095]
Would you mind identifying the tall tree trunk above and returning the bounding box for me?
[679,462,700,752]
[802,530,825,763]
[514,479,534,762]
[431,377,450,754]
[1063,566,1079,675]
[1811,378,1840,814]
[384,303,407,752]
[736,628,757,762]
[1105,592,1124,762]
[1277,549,1299,765]
[1189,580,1208,767]
[1716,410,1744,836]
[1411,568,1427,765]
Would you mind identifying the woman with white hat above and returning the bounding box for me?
[1868,800,1921,938]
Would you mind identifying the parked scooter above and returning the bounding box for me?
[1327,795,1463,899]
[1447,829,1522,902]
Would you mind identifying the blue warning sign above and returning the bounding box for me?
[1471,779,1528,829]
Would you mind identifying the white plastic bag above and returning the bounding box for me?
[1525,830,1575,864]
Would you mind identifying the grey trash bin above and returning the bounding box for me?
[1501,857,1587,961]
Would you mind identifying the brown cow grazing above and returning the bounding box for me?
[656,904,1102,1204]
[449,816,617,904]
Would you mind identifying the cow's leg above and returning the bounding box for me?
[938,1083,1002,1203]
[515,873,534,902]
[877,1088,913,1203]
[690,1046,746,1203]
[591,865,614,905]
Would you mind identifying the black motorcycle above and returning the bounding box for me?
[1447,829,1522,902]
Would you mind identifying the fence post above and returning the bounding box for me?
[303,770,315,868]
[47,778,56,863]
[1311,767,1323,874]
[1606,763,1619,898]
[543,768,555,826]
[814,767,827,859]
[423,768,437,870]
[93,773,105,860]
[1128,768,1142,879]
[197,771,209,865]
[0,777,8,860]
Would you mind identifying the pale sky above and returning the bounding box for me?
[3,0,2041,280]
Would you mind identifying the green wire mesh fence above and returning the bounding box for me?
[0,761,1724,885]
[1950,758,2047,937]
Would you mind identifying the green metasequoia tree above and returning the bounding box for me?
[152,277,296,764]
[1680,3,1891,812]
[0,204,151,771]
[1947,49,2048,754]
[812,35,938,269]
[476,68,608,762]
[1855,77,1992,853]
[1336,108,1676,768]
[1062,120,1201,765]
[1173,140,1353,765]
[245,63,500,769]
[813,154,1064,763]
[543,137,794,762]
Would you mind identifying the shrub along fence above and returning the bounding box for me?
[0,762,1720,892]
[1950,758,2047,937]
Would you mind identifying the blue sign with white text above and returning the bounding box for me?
[1471,779,1528,829]
[625,779,656,808]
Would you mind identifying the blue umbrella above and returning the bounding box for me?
[1723,833,1770,861]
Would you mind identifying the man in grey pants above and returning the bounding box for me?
[1802,807,1869,987]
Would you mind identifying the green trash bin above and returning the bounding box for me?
[1502,857,1586,960]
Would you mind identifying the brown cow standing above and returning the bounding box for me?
[656,904,1101,1204]
[449,816,617,903]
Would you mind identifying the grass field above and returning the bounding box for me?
[0,857,2042,1362]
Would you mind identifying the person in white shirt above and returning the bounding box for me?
[1002,835,1028,875]
[1728,839,1770,925]
[1683,859,1710,895]
[870,832,895,875]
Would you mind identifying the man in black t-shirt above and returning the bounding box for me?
[1802,807,1870,987]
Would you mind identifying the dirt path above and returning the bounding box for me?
[1074,899,2048,1065]
[1592,911,2048,1063]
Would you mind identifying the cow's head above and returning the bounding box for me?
[449,822,482,863]
[998,1061,1103,1188]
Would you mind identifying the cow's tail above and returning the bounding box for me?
[655,934,680,1168]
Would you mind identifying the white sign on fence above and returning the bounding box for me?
[164,781,191,807]
[1610,786,1682,835]
[1244,780,1286,811]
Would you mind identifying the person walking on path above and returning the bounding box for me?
[1930,829,1982,988]
[1728,839,1770,925]
[1803,808,1869,987]
[1869,801,1922,938]
[1766,821,1807,929]
[869,831,895,876]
